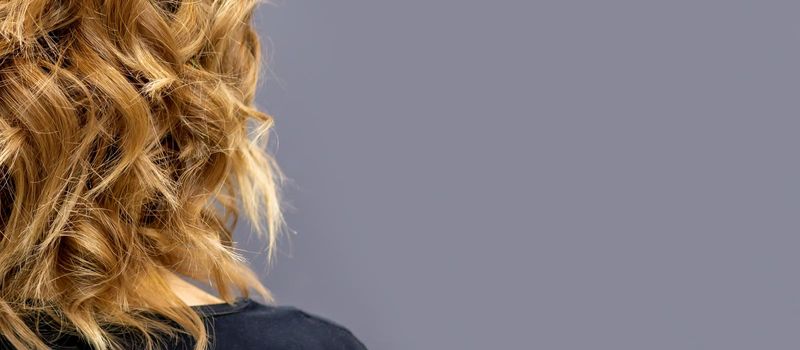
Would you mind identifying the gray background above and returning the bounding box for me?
[240,1,800,349]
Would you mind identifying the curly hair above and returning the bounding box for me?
[0,0,285,348]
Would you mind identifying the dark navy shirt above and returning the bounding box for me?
[0,298,367,349]
[190,298,367,350]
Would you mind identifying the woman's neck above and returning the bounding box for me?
[163,271,225,306]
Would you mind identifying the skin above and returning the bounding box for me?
[164,271,225,306]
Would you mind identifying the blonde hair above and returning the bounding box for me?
[0,0,285,349]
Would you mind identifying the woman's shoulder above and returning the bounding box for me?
[194,298,368,350]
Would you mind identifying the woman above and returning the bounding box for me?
[0,0,365,349]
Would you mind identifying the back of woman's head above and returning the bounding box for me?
[0,0,284,348]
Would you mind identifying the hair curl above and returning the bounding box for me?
[0,0,285,349]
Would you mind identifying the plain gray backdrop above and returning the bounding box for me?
[237,1,800,349]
